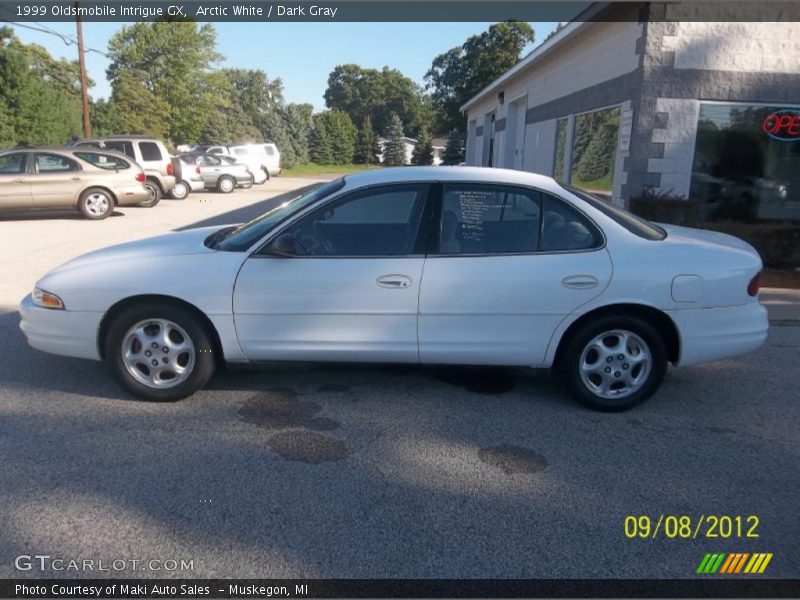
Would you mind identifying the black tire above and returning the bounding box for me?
[77,187,114,220]
[262,168,270,181]
[138,180,161,207]
[216,175,236,194]
[558,315,667,411]
[170,180,190,200]
[103,302,216,402]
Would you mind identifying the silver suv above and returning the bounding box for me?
[72,136,177,207]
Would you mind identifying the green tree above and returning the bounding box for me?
[354,115,378,164]
[411,126,434,166]
[425,21,534,133]
[382,114,407,167]
[110,70,171,138]
[309,113,334,164]
[328,109,357,164]
[442,130,465,165]
[0,27,82,145]
[106,21,222,143]
[262,102,313,168]
[89,98,120,137]
[324,64,432,137]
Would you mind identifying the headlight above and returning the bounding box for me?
[32,288,64,310]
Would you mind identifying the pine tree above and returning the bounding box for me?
[354,115,377,164]
[441,130,465,165]
[328,109,357,164]
[382,113,407,167]
[411,126,434,166]
[575,121,616,182]
[309,114,334,164]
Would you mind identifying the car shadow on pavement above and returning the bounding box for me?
[0,209,126,221]
[174,183,321,231]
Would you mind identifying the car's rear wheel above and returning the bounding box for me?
[78,188,114,220]
[104,302,216,402]
[170,180,190,200]
[217,175,235,193]
[560,316,667,411]
[138,180,161,207]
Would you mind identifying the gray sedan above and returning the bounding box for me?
[179,153,254,193]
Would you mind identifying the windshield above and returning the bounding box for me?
[213,178,346,251]
[560,184,667,241]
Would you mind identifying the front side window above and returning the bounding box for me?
[34,153,79,173]
[138,142,163,162]
[104,141,135,159]
[275,185,429,257]
[74,152,130,170]
[233,148,249,156]
[0,153,26,174]
[438,184,542,254]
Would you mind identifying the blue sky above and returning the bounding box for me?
[8,21,558,110]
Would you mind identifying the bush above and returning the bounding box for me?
[629,195,800,268]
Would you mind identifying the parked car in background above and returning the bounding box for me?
[71,136,177,207]
[192,142,280,183]
[19,167,768,410]
[170,155,206,200]
[179,153,254,193]
[0,146,149,219]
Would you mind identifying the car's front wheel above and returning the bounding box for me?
[216,175,235,193]
[104,302,216,402]
[78,188,114,219]
[170,180,190,200]
[138,181,161,207]
[560,316,667,411]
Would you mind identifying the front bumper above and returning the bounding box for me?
[114,185,151,206]
[19,294,103,361]
[668,302,769,367]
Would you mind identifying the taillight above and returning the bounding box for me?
[747,271,762,297]
[135,172,145,183]
[167,163,174,176]
[196,166,201,175]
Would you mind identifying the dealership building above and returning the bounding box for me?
[462,3,800,221]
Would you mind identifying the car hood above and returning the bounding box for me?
[46,225,231,276]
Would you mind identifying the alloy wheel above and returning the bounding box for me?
[578,329,652,400]
[121,319,196,389]
[84,192,110,216]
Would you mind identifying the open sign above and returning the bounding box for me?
[762,109,800,141]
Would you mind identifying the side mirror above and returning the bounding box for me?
[266,233,297,257]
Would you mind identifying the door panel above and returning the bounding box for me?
[30,153,84,208]
[0,153,32,208]
[233,257,424,362]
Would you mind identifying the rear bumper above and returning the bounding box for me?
[186,178,205,192]
[235,173,254,187]
[114,186,151,206]
[19,294,102,361]
[668,302,768,367]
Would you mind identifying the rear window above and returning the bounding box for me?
[561,184,667,241]
[139,141,163,162]
[74,152,130,170]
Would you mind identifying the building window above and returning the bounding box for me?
[570,106,620,194]
[691,103,800,222]
[554,117,568,182]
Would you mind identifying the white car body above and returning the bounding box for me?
[19,167,768,408]
[195,143,281,182]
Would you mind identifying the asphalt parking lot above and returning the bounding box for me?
[0,180,798,579]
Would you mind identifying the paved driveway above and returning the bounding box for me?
[0,181,798,580]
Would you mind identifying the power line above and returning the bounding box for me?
[0,15,109,57]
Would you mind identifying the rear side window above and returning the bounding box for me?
[34,153,79,173]
[74,152,130,170]
[138,141,163,162]
[439,184,542,254]
[104,141,135,159]
[541,195,603,251]
[263,145,275,156]
[0,153,26,174]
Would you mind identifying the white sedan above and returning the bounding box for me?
[19,167,768,410]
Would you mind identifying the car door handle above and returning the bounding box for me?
[377,274,412,289]
[71,177,83,181]
[562,275,599,289]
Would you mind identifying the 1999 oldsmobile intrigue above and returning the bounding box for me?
[19,167,768,410]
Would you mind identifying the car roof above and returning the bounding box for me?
[342,166,563,192]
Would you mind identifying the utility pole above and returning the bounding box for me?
[75,1,92,138]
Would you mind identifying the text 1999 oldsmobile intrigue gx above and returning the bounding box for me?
[19,167,768,410]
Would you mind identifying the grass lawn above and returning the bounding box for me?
[282,163,378,177]
[570,174,613,193]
